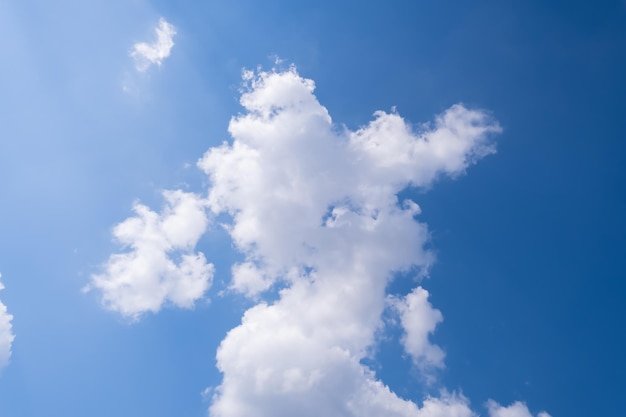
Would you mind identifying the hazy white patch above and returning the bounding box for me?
[202,386,214,400]
[200,66,500,416]
[120,70,142,96]
[130,18,176,72]
[87,190,213,319]
[486,400,552,417]
[391,286,445,371]
[0,274,15,370]
[122,83,133,94]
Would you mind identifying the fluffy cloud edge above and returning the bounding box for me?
[0,274,15,370]
[486,400,552,417]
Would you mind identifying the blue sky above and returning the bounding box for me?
[1,1,625,416]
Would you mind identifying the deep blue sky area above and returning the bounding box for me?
[1,1,625,416]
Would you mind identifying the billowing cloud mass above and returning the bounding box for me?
[88,190,213,319]
[0,274,15,370]
[93,65,547,416]
[197,67,501,416]
[486,400,552,417]
[130,18,176,72]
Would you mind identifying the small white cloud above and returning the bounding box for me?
[130,18,176,72]
[486,400,552,417]
[391,286,445,371]
[87,190,213,319]
[0,274,15,370]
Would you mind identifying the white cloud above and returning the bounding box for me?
[93,64,548,416]
[391,286,445,371]
[0,274,15,370]
[130,18,176,72]
[198,67,501,416]
[87,190,213,319]
[486,400,552,417]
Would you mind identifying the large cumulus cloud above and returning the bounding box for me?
[200,67,499,416]
[92,65,549,417]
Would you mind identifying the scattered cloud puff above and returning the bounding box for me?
[130,18,176,72]
[197,67,501,416]
[87,190,213,319]
[487,400,552,417]
[391,287,445,372]
[0,274,15,370]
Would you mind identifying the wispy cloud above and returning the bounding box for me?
[0,274,15,370]
[87,190,213,319]
[130,18,176,72]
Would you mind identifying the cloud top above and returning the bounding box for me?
[0,274,15,370]
[130,18,176,72]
